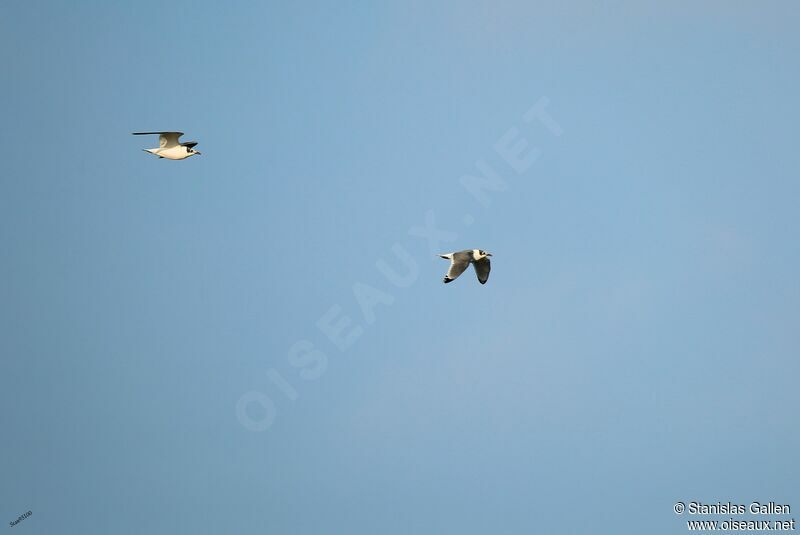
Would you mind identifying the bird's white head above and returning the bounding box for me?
[472,249,492,260]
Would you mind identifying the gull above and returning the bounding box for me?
[438,249,492,284]
[132,131,201,160]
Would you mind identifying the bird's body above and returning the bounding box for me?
[132,132,201,160]
[439,249,492,284]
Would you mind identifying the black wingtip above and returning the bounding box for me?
[479,280,487,285]
[443,278,453,284]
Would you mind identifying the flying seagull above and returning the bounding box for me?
[132,131,201,160]
[438,249,492,284]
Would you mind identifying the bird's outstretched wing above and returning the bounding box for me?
[132,132,184,148]
[443,252,471,283]
[473,257,491,284]
[181,141,198,149]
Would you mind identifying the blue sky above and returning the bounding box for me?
[1,1,799,533]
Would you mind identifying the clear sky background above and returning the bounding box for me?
[1,1,798,533]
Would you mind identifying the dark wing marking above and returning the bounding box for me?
[473,257,491,284]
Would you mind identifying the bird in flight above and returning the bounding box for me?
[438,249,492,284]
[132,132,201,160]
